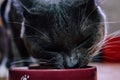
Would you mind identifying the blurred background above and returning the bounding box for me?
[101,0,120,34]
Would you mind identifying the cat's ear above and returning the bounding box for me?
[18,0,47,14]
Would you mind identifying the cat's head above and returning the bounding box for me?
[12,0,106,68]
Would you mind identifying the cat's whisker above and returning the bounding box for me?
[35,58,55,63]
[24,35,41,38]
[81,21,120,30]
[14,57,53,63]
[107,31,120,37]
[10,59,33,66]
[81,7,100,31]
[80,0,107,32]
[102,51,119,53]
[103,41,120,45]
[90,50,118,62]
[89,21,120,25]
[79,0,89,30]
[91,56,115,62]
[96,56,118,60]
[8,21,50,41]
[102,46,120,49]
[80,0,94,31]
[101,31,120,44]
[101,21,120,24]
[10,58,56,67]
[89,39,120,55]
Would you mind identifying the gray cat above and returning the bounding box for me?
[1,0,107,69]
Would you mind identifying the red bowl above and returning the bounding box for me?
[9,66,97,80]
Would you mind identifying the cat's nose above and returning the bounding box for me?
[64,56,79,68]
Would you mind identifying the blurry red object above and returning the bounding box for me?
[102,35,120,62]
[9,66,96,80]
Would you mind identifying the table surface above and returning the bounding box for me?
[89,63,120,80]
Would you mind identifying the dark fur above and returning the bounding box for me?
[1,0,106,69]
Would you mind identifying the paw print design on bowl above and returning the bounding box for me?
[21,75,29,80]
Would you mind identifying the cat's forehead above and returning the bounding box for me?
[18,0,88,5]
[17,0,95,14]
